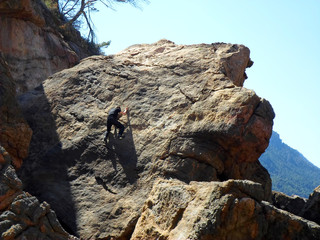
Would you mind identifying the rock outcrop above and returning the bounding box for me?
[0,54,32,169]
[272,191,307,216]
[0,0,94,94]
[273,187,320,227]
[132,179,320,240]
[18,40,276,238]
[0,145,72,240]
[300,186,320,225]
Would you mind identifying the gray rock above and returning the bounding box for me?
[300,186,320,225]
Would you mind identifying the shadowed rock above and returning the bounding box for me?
[0,145,73,240]
[272,191,307,216]
[274,186,320,227]
[0,54,32,168]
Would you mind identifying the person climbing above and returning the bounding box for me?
[104,106,128,141]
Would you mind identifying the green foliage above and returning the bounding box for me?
[41,0,109,54]
[95,40,111,53]
[42,0,66,28]
[43,0,56,9]
[260,131,320,198]
[97,41,111,48]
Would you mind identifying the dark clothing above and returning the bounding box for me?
[107,117,124,136]
[106,108,124,136]
[108,108,121,120]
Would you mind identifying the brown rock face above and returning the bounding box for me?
[0,54,32,168]
[0,0,46,26]
[299,186,320,225]
[300,186,320,224]
[19,40,275,238]
[0,0,88,94]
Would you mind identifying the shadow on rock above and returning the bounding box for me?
[17,85,79,237]
[105,112,138,185]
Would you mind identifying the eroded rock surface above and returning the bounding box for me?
[132,179,320,240]
[18,40,275,238]
[300,186,320,225]
[271,185,320,230]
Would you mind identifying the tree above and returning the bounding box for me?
[57,0,143,43]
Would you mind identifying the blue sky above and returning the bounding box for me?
[90,0,320,167]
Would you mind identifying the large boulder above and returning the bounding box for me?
[19,40,275,238]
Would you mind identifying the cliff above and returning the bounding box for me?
[0,54,32,169]
[0,0,95,94]
[0,1,97,237]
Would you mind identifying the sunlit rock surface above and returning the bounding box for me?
[132,179,320,240]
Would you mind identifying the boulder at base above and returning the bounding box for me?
[0,145,72,240]
[132,179,320,240]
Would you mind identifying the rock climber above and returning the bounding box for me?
[104,106,128,141]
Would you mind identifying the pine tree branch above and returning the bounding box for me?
[64,0,86,26]
[63,0,80,16]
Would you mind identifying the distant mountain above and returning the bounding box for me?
[260,131,320,198]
